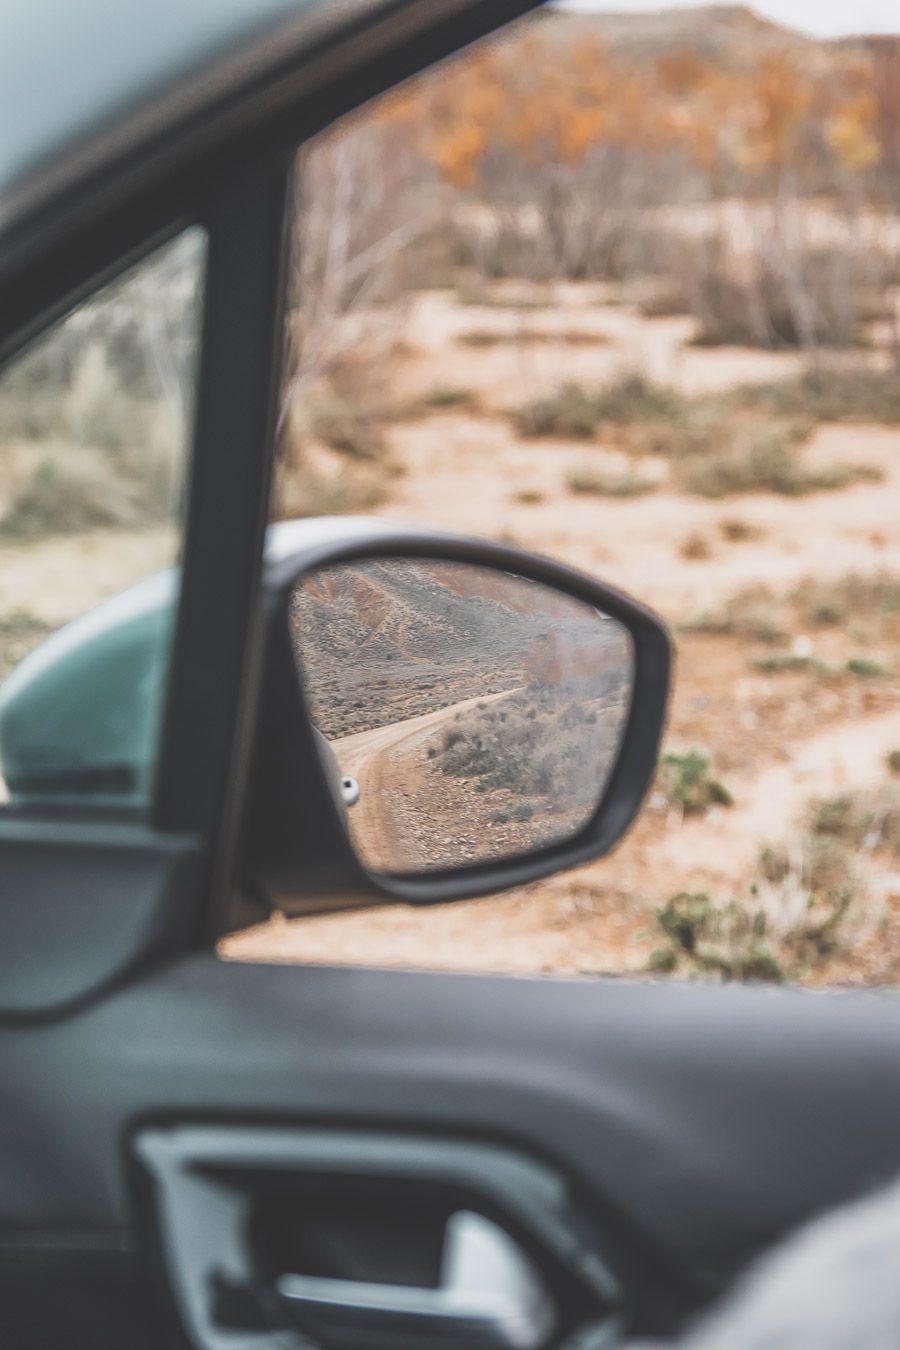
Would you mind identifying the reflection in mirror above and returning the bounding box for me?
[290,559,634,876]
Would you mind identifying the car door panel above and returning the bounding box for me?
[4,957,900,1342]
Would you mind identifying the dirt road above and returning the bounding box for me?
[333,686,521,872]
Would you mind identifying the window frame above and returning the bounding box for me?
[0,0,547,953]
[0,143,291,950]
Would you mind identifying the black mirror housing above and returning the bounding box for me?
[241,519,671,917]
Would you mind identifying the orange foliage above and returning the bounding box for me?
[828,91,882,172]
[736,53,813,175]
[367,29,895,199]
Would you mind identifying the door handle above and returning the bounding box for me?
[276,1210,556,1350]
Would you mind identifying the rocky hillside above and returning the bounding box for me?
[536,4,896,71]
[289,559,627,736]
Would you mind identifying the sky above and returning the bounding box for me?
[555,0,900,39]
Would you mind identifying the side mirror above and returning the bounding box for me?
[244,520,670,914]
[0,516,670,919]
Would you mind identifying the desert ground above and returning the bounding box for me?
[223,281,900,986]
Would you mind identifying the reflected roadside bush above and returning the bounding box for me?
[434,684,626,813]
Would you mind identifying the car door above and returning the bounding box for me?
[4,4,900,1350]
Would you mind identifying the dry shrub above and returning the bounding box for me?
[515,384,599,439]
[737,365,900,424]
[0,450,170,538]
[679,530,712,561]
[720,517,763,542]
[515,374,684,440]
[676,229,886,351]
[307,396,386,461]
[0,237,199,539]
[0,611,54,679]
[792,573,900,636]
[678,425,881,498]
[744,364,900,421]
[565,465,655,498]
[512,488,546,506]
[420,386,477,411]
[457,327,608,348]
[683,584,788,644]
[270,461,387,522]
[434,685,623,811]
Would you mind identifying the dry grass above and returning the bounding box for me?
[515,383,600,439]
[270,461,388,521]
[0,610,54,679]
[792,573,900,637]
[565,465,655,498]
[737,366,900,426]
[678,425,881,499]
[306,395,386,461]
[682,584,788,644]
[0,450,170,538]
[752,652,832,677]
[459,327,609,348]
[514,374,685,440]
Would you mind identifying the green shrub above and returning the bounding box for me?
[846,657,886,679]
[752,652,833,677]
[658,749,733,815]
[652,892,784,982]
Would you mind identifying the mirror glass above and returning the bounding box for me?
[290,559,634,875]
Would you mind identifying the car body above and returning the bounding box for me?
[2,4,900,1349]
